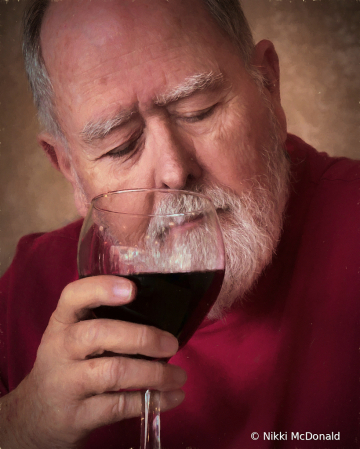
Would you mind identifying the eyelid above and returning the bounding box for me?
[176,104,218,123]
[101,128,143,159]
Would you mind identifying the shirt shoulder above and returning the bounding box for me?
[10,219,83,296]
[284,134,360,305]
[286,134,360,230]
[2,218,82,283]
[15,219,83,257]
[286,133,360,184]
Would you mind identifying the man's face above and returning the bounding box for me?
[40,0,287,214]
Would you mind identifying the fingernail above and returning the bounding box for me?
[160,333,179,355]
[113,278,134,302]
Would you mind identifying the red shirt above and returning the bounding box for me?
[1,135,359,448]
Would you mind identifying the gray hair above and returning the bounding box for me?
[23,0,63,140]
[22,0,255,140]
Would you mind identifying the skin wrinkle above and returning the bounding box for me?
[47,42,236,149]
[58,33,229,119]
[81,109,138,145]
[81,72,225,147]
[155,72,225,106]
[142,39,193,69]
[64,39,198,100]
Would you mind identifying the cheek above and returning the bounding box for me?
[83,165,121,196]
[201,106,267,187]
[75,158,148,198]
[69,157,110,200]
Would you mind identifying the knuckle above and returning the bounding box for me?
[82,320,103,347]
[64,321,102,356]
[111,393,127,417]
[136,325,152,351]
[102,357,124,390]
[110,392,140,421]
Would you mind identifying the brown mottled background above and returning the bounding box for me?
[0,0,359,276]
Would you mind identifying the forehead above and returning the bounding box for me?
[41,0,243,133]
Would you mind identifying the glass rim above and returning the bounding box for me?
[91,188,215,217]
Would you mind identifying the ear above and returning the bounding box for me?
[251,40,287,141]
[38,132,75,183]
[251,40,281,96]
[38,132,89,216]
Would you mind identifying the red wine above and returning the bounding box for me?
[92,270,224,349]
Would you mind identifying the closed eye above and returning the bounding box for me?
[101,129,143,160]
[178,104,218,124]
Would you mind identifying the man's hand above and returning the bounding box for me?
[0,276,186,448]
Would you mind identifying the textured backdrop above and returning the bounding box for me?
[1,0,359,275]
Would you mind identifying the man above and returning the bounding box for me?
[0,0,359,448]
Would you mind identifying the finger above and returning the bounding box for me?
[76,389,185,430]
[65,319,179,360]
[67,357,187,397]
[53,276,136,324]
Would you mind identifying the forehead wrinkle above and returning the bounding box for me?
[79,72,225,146]
[155,71,225,106]
[80,107,137,145]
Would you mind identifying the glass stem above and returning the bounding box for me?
[140,389,161,449]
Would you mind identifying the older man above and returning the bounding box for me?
[0,0,359,448]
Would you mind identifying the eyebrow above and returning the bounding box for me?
[80,71,224,145]
[80,108,136,145]
[155,71,225,106]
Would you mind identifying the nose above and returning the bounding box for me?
[151,122,202,190]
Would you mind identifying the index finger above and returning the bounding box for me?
[53,275,136,324]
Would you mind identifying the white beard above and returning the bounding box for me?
[189,175,289,320]
[142,118,290,320]
[186,118,290,319]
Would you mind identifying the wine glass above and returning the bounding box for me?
[77,188,225,449]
